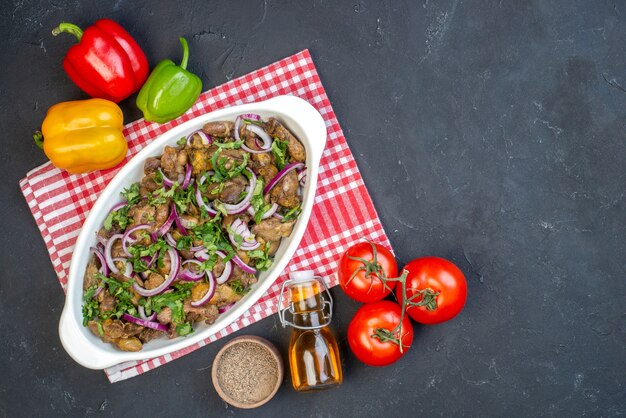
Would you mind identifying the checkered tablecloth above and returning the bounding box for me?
[20,49,391,382]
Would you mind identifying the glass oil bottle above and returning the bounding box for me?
[278,271,343,392]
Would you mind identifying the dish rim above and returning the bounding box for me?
[58,95,327,369]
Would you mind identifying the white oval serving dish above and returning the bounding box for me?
[58,95,327,369]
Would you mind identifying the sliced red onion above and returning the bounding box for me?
[241,124,272,154]
[159,169,175,188]
[178,259,206,281]
[194,250,209,262]
[195,173,218,216]
[214,250,233,284]
[264,162,306,195]
[112,257,133,277]
[228,218,260,251]
[298,170,306,186]
[122,224,152,256]
[186,130,212,146]
[246,202,278,220]
[218,302,236,314]
[104,234,123,273]
[240,113,261,121]
[164,232,177,248]
[181,164,192,190]
[108,201,126,214]
[90,246,108,276]
[121,313,167,332]
[155,205,175,237]
[246,124,272,148]
[272,212,284,221]
[191,271,216,307]
[171,203,188,236]
[133,247,180,297]
[220,168,256,214]
[138,306,157,322]
[216,258,232,284]
[232,254,256,274]
[92,286,103,299]
[195,250,233,284]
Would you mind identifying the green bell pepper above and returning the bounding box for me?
[136,37,202,123]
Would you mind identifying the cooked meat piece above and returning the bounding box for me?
[183,300,219,324]
[209,284,242,306]
[219,175,247,203]
[252,217,296,242]
[144,157,161,174]
[111,239,126,258]
[203,121,234,137]
[240,273,257,288]
[161,146,179,179]
[177,148,188,168]
[212,257,226,278]
[191,282,211,302]
[203,181,222,200]
[156,251,171,275]
[97,225,122,241]
[270,170,300,208]
[87,321,106,340]
[257,237,280,256]
[257,164,278,186]
[121,322,144,338]
[213,148,247,172]
[228,264,257,288]
[144,273,165,290]
[179,214,200,229]
[102,319,124,340]
[266,117,306,162]
[128,201,156,226]
[157,307,172,325]
[111,272,139,285]
[189,132,209,149]
[83,257,100,291]
[189,145,218,175]
[116,337,142,352]
[140,173,159,197]
[266,239,280,256]
[179,249,195,260]
[98,290,116,313]
[236,250,250,265]
[155,203,170,230]
[222,213,251,231]
[138,328,162,343]
[249,153,278,185]
[251,152,275,167]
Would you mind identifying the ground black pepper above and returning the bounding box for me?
[215,341,279,405]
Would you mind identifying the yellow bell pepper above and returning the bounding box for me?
[37,98,128,174]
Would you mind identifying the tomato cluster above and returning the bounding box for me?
[338,241,467,367]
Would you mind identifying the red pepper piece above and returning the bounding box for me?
[52,19,149,103]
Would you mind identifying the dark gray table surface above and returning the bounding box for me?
[1,0,624,416]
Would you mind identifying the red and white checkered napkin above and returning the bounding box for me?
[20,49,390,382]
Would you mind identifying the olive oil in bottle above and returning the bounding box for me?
[279,271,343,392]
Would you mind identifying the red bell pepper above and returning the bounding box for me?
[52,19,149,103]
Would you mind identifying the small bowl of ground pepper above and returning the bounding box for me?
[212,335,284,408]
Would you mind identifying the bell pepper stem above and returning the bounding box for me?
[179,37,189,70]
[33,131,44,149]
[52,22,83,41]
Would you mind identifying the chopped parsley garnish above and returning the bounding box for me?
[282,204,302,222]
[177,136,187,146]
[271,137,289,170]
[248,247,273,271]
[229,280,251,296]
[122,182,141,205]
[250,177,271,224]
